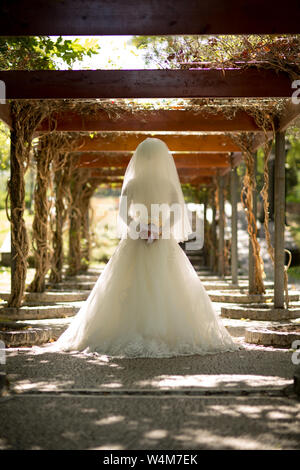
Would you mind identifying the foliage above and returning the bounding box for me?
[0,121,9,170]
[0,36,99,70]
[182,184,210,204]
[288,266,300,280]
[130,35,300,78]
[286,132,300,202]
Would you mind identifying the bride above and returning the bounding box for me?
[48,137,240,358]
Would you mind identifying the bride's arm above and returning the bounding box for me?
[159,187,182,237]
[118,183,135,238]
[118,184,154,242]
[140,186,182,243]
[140,188,180,243]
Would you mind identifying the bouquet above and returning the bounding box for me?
[139,222,161,244]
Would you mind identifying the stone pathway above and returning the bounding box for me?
[1,337,299,450]
[1,392,299,450]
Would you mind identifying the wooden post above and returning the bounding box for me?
[49,168,65,284]
[66,171,97,276]
[27,138,54,292]
[8,127,30,307]
[80,202,91,271]
[217,172,225,277]
[268,153,275,222]
[10,129,17,297]
[203,192,207,266]
[274,131,286,309]
[67,174,82,276]
[249,152,257,294]
[210,194,217,272]
[230,164,238,285]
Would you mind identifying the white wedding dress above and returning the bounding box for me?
[48,138,240,358]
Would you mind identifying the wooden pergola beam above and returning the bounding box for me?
[89,175,213,186]
[277,100,300,132]
[1,0,299,35]
[0,69,293,99]
[221,152,243,175]
[3,100,300,138]
[180,168,217,177]
[37,109,262,132]
[86,167,218,178]
[3,100,300,134]
[0,104,12,129]
[87,174,123,183]
[252,131,274,152]
[76,152,231,169]
[75,133,240,152]
[250,98,300,150]
[77,153,131,168]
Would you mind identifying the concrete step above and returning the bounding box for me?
[0,291,89,305]
[0,303,81,321]
[195,270,215,276]
[0,320,68,347]
[64,269,104,276]
[46,274,101,283]
[209,291,300,304]
[221,302,300,321]
[199,275,248,281]
[202,281,276,291]
[46,282,96,291]
[65,274,100,282]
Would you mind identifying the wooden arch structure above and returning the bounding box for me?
[0,0,300,311]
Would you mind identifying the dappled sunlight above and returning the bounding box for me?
[61,430,90,444]
[171,398,300,450]
[95,415,125,426]
[207,404,262,419]
[1,387,299,450]
[175,428,265,450]
[4,345,296,394]
[91,444,126,450]
[136,374,291,389]
[13,379,75,393]
[267,410,294,420]
[2,326,299,450]
[144,429,168,440]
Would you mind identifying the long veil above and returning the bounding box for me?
[117,137,193,242]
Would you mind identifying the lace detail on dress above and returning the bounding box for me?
[82,336,242,359]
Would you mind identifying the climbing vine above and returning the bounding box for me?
[5,100,52,306]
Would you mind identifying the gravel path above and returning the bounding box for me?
[1,394,299,450]
[1,335,299,450]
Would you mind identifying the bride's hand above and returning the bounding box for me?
[139,223,160,244]
[146,223,160,244]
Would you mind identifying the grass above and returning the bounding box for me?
[288,266,300,280]
[287,211,300,249]
[289,224,300,249]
